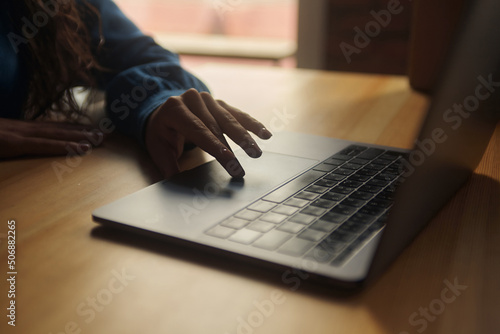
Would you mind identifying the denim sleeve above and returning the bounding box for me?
[83,0,210,145]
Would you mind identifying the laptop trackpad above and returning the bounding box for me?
[93,151,318,238]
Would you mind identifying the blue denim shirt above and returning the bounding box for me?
[0,0,209,144]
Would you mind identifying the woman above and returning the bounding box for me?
[0,0,272,178]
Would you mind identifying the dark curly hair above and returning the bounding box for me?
[9,0,102,120]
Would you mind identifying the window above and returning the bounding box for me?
[114,0,298,68]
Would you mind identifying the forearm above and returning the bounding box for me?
[83,0,210,144]
[104,61,209,145]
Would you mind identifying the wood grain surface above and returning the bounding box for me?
[1,64,498,334]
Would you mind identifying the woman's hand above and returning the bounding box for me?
[145,89,272,179]
[0,118,103,158]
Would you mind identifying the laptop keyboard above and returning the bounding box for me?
[205,145,406,266]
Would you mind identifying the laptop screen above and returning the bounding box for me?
[368,0,500,280]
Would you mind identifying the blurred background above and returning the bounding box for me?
[114,0,414,75]
[114,0,298,69]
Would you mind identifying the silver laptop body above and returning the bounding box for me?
[93,0,500,289]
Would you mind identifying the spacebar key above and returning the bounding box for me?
[263,170,326,203]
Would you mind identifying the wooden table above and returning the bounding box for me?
[1,64,498,334]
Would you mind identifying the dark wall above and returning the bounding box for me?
[325,0,413,75]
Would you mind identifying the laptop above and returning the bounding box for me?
[93,0,500,290]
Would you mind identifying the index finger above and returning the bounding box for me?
[217,100,273,140]
[200,93,263,159]
[162,98,246,178]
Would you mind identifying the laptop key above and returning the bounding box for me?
[235,210,262,221]
[357,148,385,160]
[278,238,316,257]
[289,213,317,225]
[359,227,379,241]
[326,229,357,243]
[248,200,277,213]
[354,229,375,244]
[329,153,352,161]
[350,173,371,182]
[359,205,386,216]
[277,221,306,234]
[295,191,320,201]
[329,185,355,195]
[373,158,393,166]
[323,158,346,166]
[342,162,364,170]
[247,221,276,233]
[341,197,365,208]
[369,198,393,208]
[374,172,399,181]
[358,185,383,194]
[253,230,293,250]
[385,166,402,175]
[260,212,289,224]
[374,215,388,227]
[263,170,326,203]
[305,248,334,264]
[300,206,327,216]
[330,204,358,216]
[349,212,376,225]
[337,221,366,234]
[311,198,336,209]
[340,180,363,188]
[321,192,346,201]
[375,191,394,200]
[315,179,338,187]
[307,241,345,263]
[330,248,354,266]
[321,212,348,224]
[229,229,263,245]
[333,168,355,176]
[272,205,300,216]
[350,158,370,165]
[313,164,338,172]
[364,163,386,171]
[379,152,400,161]
[324,173,347,181]
[221,217,250,230]
[205,225,237,239]
[357,168,378,176]
[342,162,362,170]
[310,220,339,233]
[284,198,309,208]
[350,191,374,200]
[306,185,329,194]
[298,229,328,242]
[366,179,390,187]
[338,145,367,156]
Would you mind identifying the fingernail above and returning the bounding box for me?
[79,143,91,154]
[83,129,105,146]
[225,158,245,178]
[93,131,105,145]
[260,128,273,139]
[219,148,245,177]
[220,147,234,158]
[246,142,262,158]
